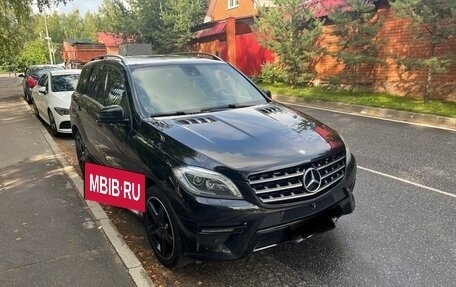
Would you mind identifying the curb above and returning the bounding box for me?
[272,95,456,131]
[20,98,155,287]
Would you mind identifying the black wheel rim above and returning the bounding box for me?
[49,112,57,133]
[75,134,87,171]
[146,197,175,260]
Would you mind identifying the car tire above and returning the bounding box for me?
[74,130,90,175]
[25,92,32,104]
[32,100,40,118]
[48,110,59,137]
[145,187,187,268]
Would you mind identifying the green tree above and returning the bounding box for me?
[326,0,384,93]
[0,5,26,66]
[16,38,49,69]
[158,0,206,52]
[128,0,206,53]
[98,0,141,43]
[29,10,99,63]
[390,0,456,102]
[255,0,324,85]
[0,1,69,58]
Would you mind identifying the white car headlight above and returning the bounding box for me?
[173,166,243,200]
[54,107,69,116]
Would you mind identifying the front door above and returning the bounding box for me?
[95,64,140,173]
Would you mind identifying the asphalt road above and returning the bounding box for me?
[53,102,455,286]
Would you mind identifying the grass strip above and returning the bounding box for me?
[260,83,456,118]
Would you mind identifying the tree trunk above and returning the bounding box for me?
[424,69,432,103]
[424,43,435,103]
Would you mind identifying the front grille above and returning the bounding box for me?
[247,152,346,204]
[59,121,71,129]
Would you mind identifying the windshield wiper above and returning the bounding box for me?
[201,104,252,113]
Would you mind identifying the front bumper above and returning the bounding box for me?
[170,156,357,261]
[54,113,72,134]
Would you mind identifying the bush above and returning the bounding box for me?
[259,62,288,84]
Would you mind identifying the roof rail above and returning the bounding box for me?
[171,52,224,61]
[90,54,126,64]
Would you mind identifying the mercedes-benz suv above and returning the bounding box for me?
[70,53,356,267]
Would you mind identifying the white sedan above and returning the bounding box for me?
[31,69,81,136]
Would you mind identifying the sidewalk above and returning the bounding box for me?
[0,78,135,286]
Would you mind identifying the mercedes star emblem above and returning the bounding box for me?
[303,168,322,193]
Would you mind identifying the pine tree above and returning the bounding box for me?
[326,0,384,93]
[255,0,324,85]
[390,0,456,102]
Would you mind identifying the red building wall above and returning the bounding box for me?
[235,33,274,76]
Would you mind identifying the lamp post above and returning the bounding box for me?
[43,14,54,65]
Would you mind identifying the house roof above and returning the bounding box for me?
[196,22,227,38]
[306,0,377,18]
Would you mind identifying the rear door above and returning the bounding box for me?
[72,63,106,162]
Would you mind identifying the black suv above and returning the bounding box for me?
[70,54,356,267]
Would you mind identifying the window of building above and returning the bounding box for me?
[228,0,239,9]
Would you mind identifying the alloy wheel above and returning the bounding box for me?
[146,197,175,260]
[75,131,88,174]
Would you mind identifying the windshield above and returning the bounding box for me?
[51,74,80,92]
[131,63,267,116]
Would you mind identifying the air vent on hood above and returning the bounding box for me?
[257,106,282,115]
[176,117,217,125]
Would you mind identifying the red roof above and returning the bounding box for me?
[196,22,227,39]
[97,32,123,47]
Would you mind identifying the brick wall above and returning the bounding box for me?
[314,7,456,101]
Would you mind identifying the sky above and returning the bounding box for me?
[33,0,104,15]
[56,0,103,14]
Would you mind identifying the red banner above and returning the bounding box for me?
[84,163,145,212]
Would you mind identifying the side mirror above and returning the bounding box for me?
[263,89,272,98]
[98,105,127,123]
[37,86,47,94]
[18,74,24,78]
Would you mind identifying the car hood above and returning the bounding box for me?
[50,91,72,108]
[147,103,344,172]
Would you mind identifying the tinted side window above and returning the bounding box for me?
[102,65,126,107]
[86,64,107,102]
[38,74,48,87]
[76,65,93,94]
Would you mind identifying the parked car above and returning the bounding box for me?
[70,54,356,267]
[18,65,64,103]
[32,69,81,136]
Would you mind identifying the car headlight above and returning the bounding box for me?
[54,107,69,116]
[339,134,352,165]
[173,166,243,199]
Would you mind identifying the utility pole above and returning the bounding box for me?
[44,14,54,65]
